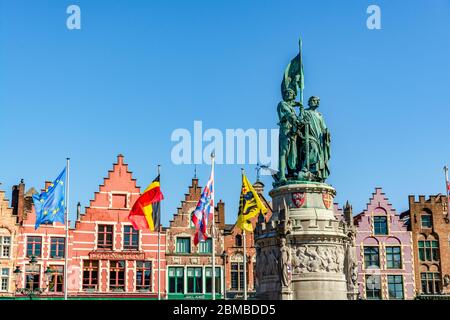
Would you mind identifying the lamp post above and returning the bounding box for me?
[13,256,53,300]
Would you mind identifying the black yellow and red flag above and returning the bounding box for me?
[128,175,164,231]
[236,173,267,232]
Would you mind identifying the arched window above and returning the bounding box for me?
[421,212,432,228]
[235,234,242,247]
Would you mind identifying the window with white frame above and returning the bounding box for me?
[1,268,9,291]
[136,261,152,291]
[98,225,114,250]
[0,236,11,258]
[205,267,221,294]
[123,225,139,250]
[365,274,381,300]
[421,272,441,294]
[373,216,388,235]
[387,275,404,299]
[418,240,439,262]
[386,246,402,269]
[176,237,191,254]
[198,238,212,254]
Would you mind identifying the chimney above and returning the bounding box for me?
[343,201,353,226]
[11,179,25,220]
[77,202,81,221]
[43,181,52,192]
[216,200,225,229]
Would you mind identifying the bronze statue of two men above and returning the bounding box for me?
[277,41,330,184]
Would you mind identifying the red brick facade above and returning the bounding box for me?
[164,177,225,299]
[403,195,450,297]
[15,180,68,298]
[68,154,166,298]
[223,180,272,299]
[14,155,166,298]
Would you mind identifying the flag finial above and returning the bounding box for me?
[256,163,261,182]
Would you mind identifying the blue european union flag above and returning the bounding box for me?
[32,167,67,230]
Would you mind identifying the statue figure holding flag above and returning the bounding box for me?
[257,38,347,301]
[277,39,331,184]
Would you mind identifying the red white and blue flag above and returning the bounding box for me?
[192,165,214,245]
[446,180,450,207]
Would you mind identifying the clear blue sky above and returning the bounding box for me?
[1,0,450,226]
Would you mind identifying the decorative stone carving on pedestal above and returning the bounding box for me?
[278,237,293,300]
[342,202,359,300]
[256,183,349,300]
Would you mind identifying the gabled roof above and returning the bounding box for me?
[88,154,140,208]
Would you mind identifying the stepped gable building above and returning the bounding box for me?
[354,188,415,300]
[14,179,68,298]
[164,177,225,299]
[68,154,166,299]
[0,186,19,297]
[223,179,272,299]
[401,195,450,298]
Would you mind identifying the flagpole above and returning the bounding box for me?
[157,164,161,300]
[241,168,247,301]
[243,230,247,300]
[211,152,216,300]
[444,166,449,218]
[64,158,70,301]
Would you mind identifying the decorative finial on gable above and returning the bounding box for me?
[117,154,124,165]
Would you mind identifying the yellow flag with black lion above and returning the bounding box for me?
[236,173,268,232]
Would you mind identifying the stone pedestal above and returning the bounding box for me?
[280,287,293,300]
[255,182,349,300]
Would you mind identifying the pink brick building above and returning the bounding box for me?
[67,154,166,298]
[15,181,68,298]
[354,188,415,299]
[14,155,166,299]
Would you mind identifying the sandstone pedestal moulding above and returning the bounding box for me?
[255,39,355,300]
